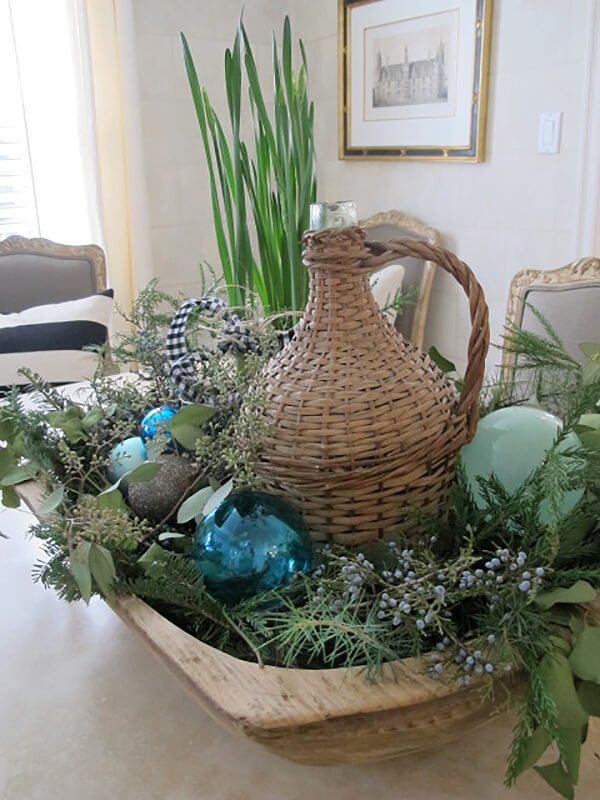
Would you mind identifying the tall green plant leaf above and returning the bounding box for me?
[181,34,234,296]
[181,16,315,319]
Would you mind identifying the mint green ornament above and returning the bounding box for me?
[460,406,582,524]
[107,436,147,489]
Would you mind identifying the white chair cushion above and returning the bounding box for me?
[0,291,113,387]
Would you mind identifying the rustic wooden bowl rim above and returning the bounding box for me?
[111,593,500,731]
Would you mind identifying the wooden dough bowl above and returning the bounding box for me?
[19,480,521,765]
[110,593,524,765]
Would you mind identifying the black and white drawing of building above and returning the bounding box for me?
[373,40,448,107]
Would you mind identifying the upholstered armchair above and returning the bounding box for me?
[0,236,112,387]
[0,236,106,312]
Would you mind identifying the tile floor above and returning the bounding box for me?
[1,502,598,800]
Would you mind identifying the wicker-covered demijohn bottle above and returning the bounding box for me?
[254,201,489,544]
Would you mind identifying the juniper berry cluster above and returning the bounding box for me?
[307,537,548,685]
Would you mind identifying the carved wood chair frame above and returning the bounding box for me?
[0,235,107,292]
[501,257,600,381]
[361,210,441,348]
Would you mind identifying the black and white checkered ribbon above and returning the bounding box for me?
[166,296,295,403]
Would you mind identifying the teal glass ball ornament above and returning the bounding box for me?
[140,406,177,441]
[460,405,583,524]
[192,491,313,603]
[107,436,147,489]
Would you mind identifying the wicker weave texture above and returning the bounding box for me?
[255,227,489,543]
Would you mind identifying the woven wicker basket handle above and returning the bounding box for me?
[362,239,489,437]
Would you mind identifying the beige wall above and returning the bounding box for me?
[133,0,596,373]
[297,0,595,372]
[132,0,295,297]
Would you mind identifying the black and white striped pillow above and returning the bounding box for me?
[0,290,114,387]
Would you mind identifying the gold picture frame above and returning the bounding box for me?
[338,0,492,161]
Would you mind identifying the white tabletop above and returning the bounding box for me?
[1,503,598,800]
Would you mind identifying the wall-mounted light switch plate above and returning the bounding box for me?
[538,112,562,154]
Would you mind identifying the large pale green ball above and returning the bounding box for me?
[460,405,582,523]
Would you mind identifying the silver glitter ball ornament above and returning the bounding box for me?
[128,454,195,522]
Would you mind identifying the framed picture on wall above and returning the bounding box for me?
[338,0,492,161]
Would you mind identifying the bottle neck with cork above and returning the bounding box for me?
[301,201,389,339]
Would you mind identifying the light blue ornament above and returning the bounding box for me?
[107,436,147,489]
[460,405,583,524]
[140,406,177,441]
[193,491,313,603]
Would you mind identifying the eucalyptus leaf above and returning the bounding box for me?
[128,461,162,483]
[578,413,600,430]
[0,448,16,480]
[569,624,600,682]
[81,406,104,430]
[540,650,588,729]
[518,725,553,773]
[548,635,572,657]
[10,431,26,458]
[98,475,126,495]
[203,478,233,516]
[558,517,596,553]
[70,541,92,604]
[558,726,582,782]
[577,681,600,716]
[47,407,86,442]
[137,542,169,578]
[46,410,64,426]
[569,614,585,638]
[64,405,84,418]
[169,423,204,450]
[61,419,87,443]
[578,342,600,358]
[89,543,116,602]
[428,345,457,374]
[138,542,167,565]
[169,404,216,427]
[1,463,38,486]
[534,760,574,800]
[37,485,64,516]
[1,485,19,508]
[582,361,600,386]
[548,606,575,626]
[47,406,83,426]
[158,531,188,541]
[96,489,126,512]
[578,430,600,450]
[582,721,589,745]
[73,540,92,560]
[536,580,596,610]
[0,416,17,442]
[177,485,215,524]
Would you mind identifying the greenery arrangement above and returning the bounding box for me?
[182,16,316,319]
[1,284,600,799]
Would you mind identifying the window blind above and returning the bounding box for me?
[0,0,39,240]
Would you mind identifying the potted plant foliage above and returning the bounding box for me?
[181,16,316,319]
